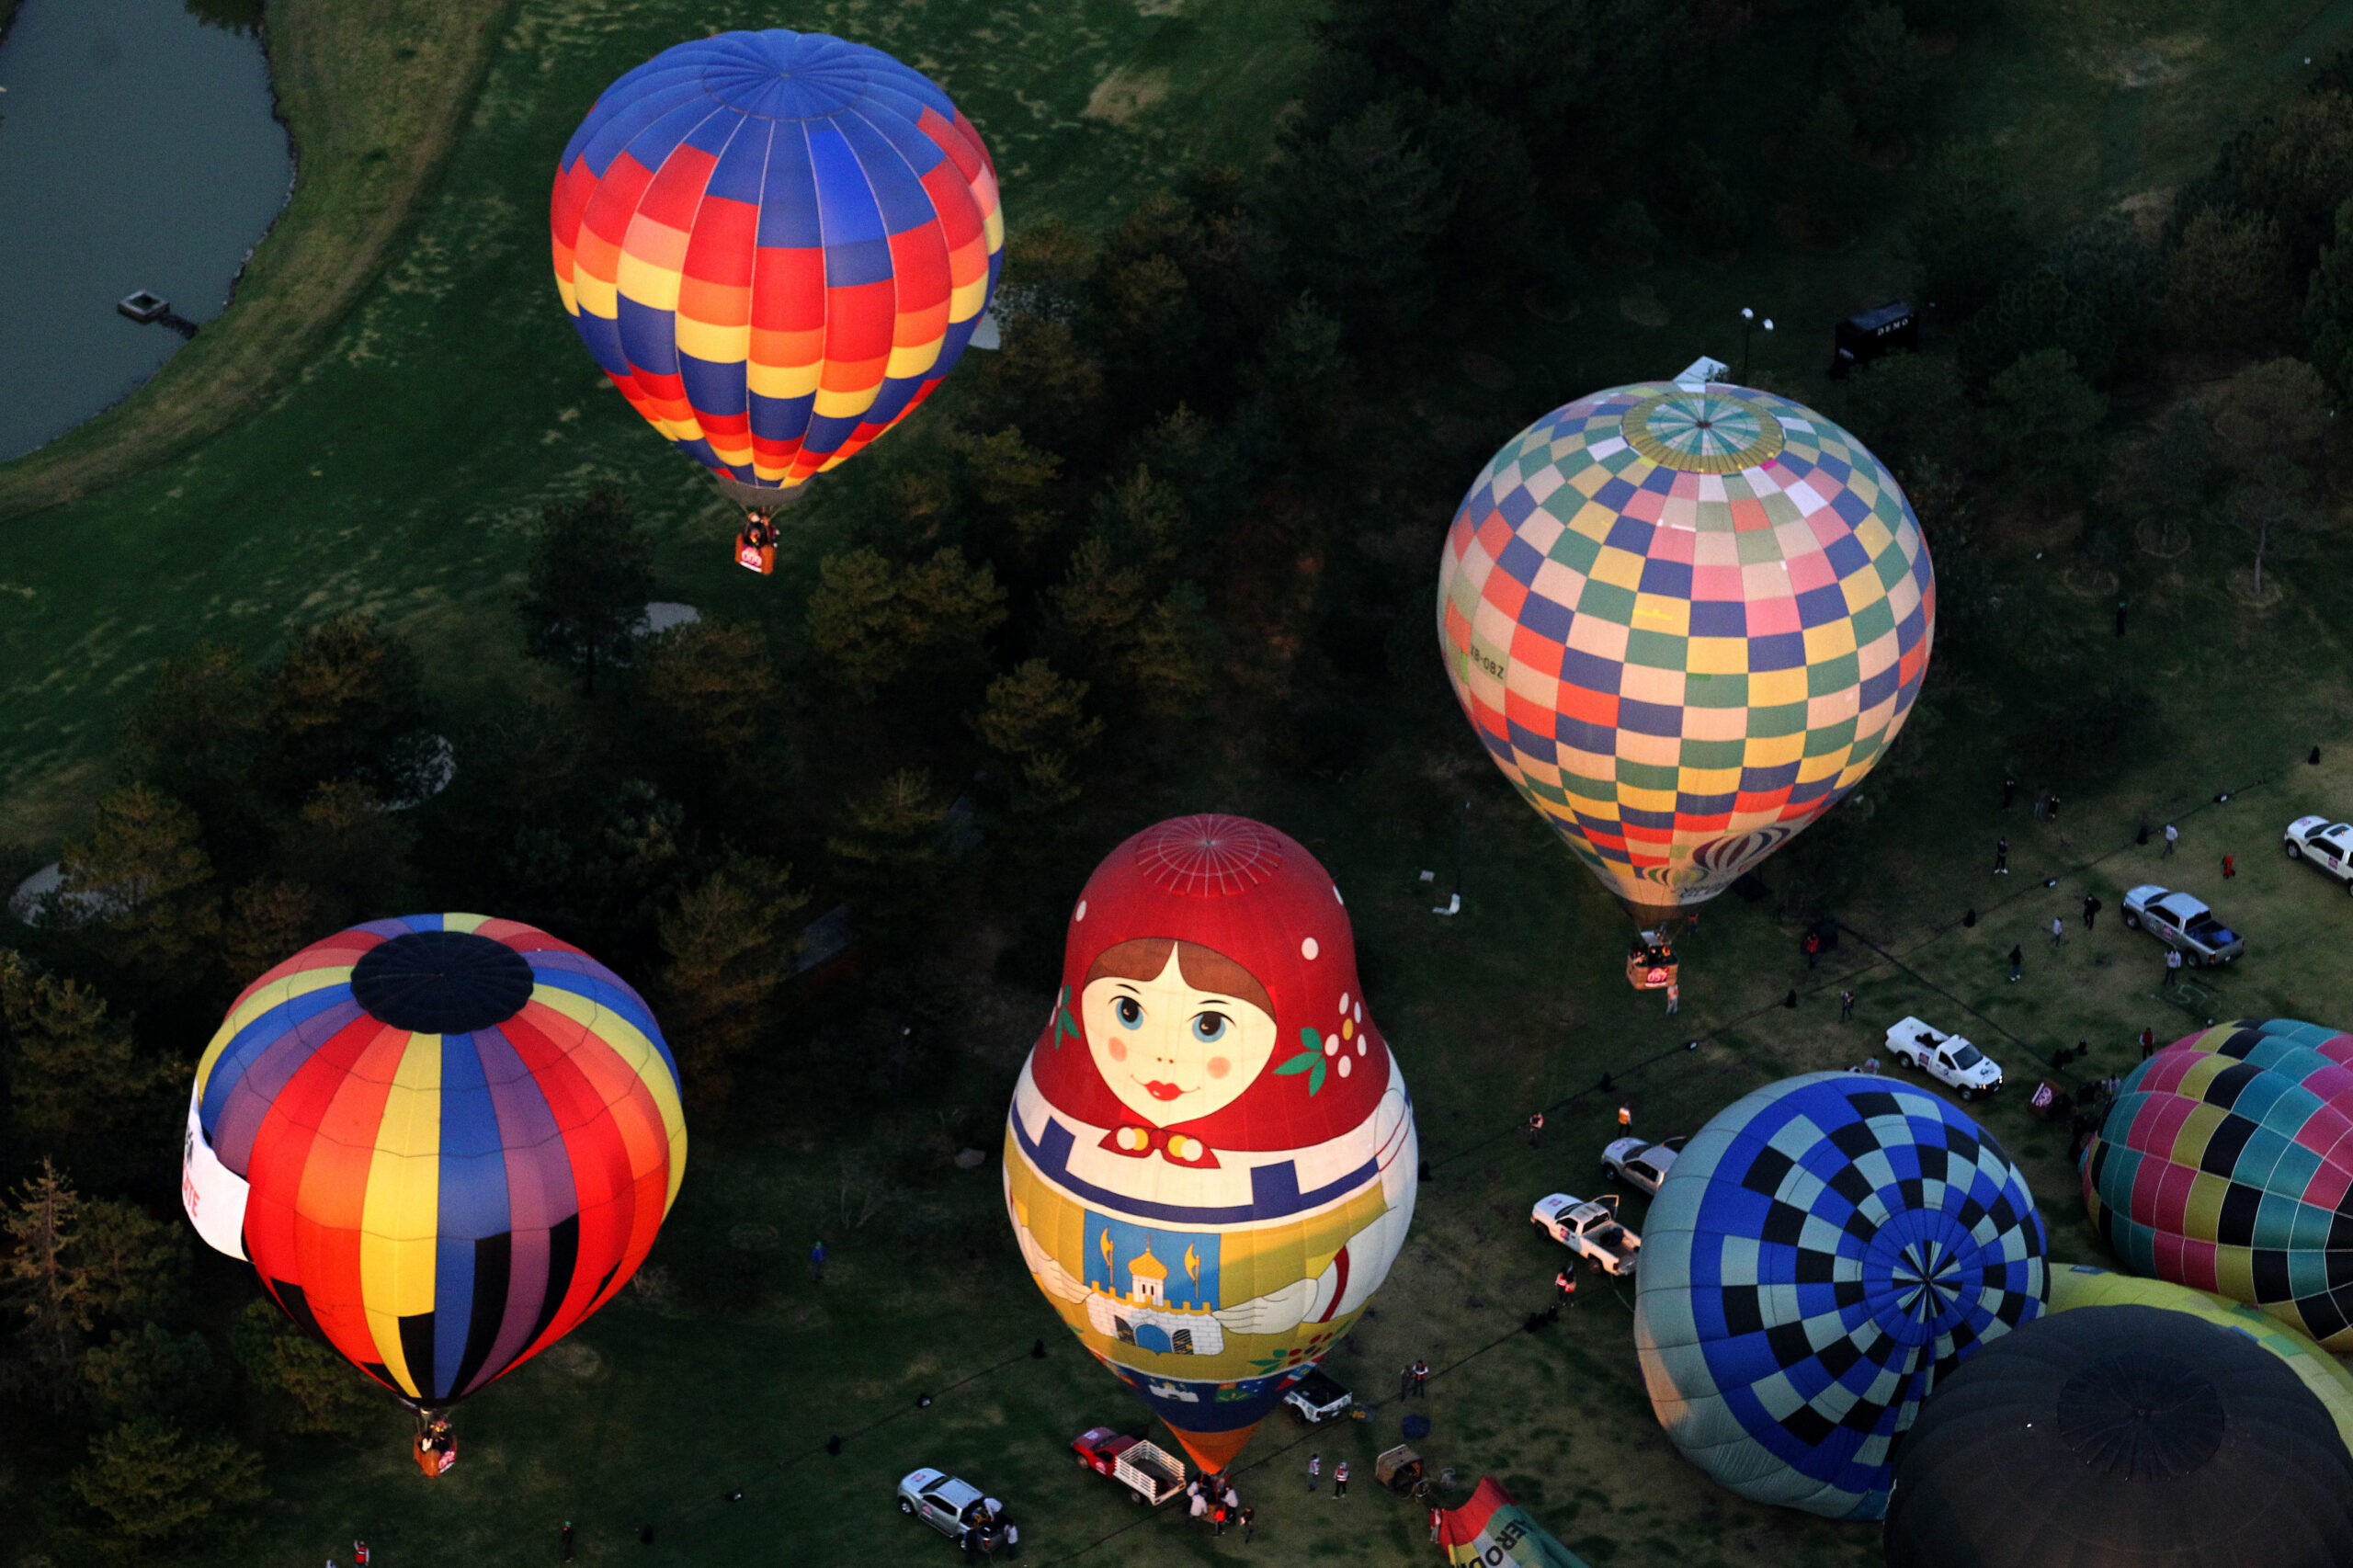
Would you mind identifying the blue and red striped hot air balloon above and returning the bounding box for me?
[180,915,686,1413]
[551,29,1004,566]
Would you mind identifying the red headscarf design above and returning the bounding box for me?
[1030,815,1392,1158]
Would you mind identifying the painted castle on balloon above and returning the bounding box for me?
[1086,1241,1225,1358]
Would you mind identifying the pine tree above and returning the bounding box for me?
[517,484,656,697]
[3,1159,91,1390]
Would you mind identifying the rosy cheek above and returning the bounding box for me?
[1108,1040,1128,1062]
[1205,1057,1231,1079]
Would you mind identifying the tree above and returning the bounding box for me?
[219,878,327,984]
[230,1299,380,1438]
[82,1322,220,1425]
[642,619,775,757]
[1904,140,2030,320]
[2206,357,2333,473]
[70,1419,265,1560]
[963,426,1066,557]
[277,780,416,924]
[1982,348,2108,508]
[972,660,1102,811]
[2162,208,2294,351]
[268,613,432,797]
[3,1159,90,1388]
[826,770,947,874]
[1265,99,1456,330]
[2307,199,2353,396]
[517,484,656,696]
[1958,268,2121,388]
[654,857,806,1112]
[119,643,268,842]
[0,950,178,1158]
[1839,351,1974,479]
[74,1199,188,1324]
[1836,3,1926,146]
[1788,92,1869,240]
[806,548,1006,699]
[48,783,219,984]
[2227,472,2313,595]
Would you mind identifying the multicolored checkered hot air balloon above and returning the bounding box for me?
[551,29,1003,562]
[1004,816,1418,1474]
[1633,1073,2047,1519]
[2083,1018,2353,1348]
[1437,381,1934,925]
[181,915,686,1415]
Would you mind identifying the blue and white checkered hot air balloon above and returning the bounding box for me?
[1631,1073,2048,1519]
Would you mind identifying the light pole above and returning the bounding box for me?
[1739,307,1774,385]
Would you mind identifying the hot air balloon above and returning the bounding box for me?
[1882,1305,2353,1568]
[1435,381,1933,936]
[1632,1072,2046,1518]
[2048,1262,2353,1453]
[181,915,686,1439]
[551,29,1004,572]
[1002,815,1417,1474]
[1436,1479,1593,1567]
[2081,1017,2353,1347]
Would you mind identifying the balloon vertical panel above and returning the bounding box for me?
[1004,816,1417,1471]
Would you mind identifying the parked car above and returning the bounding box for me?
[1071,1427,1187,1506]
[1531,1192,1641,1276]
[1282,1369,1355,1425]
[896,1469,1006,1546]
[1601,1136,1685,1196]
[2121,884,2245,964]
[2284,817,2353,891]
[1883,1016,2005,1100]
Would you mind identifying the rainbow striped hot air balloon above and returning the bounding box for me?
[551,29,1003,528]
[181,915,686,1411]
[1437,381,1934,926]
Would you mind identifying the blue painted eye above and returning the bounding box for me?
[1191,1013,1229,1043]
[1115,998,1143,1028]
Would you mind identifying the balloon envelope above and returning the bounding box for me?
[1883,1304,2353,1568]
[1632,1072,2045,1518]
[184,915,686,1407]
[1003,815,1417,1471]
[551,30,1003,506]
[2082,1017,2353,1347]
[2049,1261,2353,1456]
[1436,382,1933,921]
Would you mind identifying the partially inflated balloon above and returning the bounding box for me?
[1633,1073,2045,1518]
[551,30,1003,511]
[182,915,686,1408]
[2082,1018,2353,1347]
[1437,381,1933,923]
[1003,815,1417,1472]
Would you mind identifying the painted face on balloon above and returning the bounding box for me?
[1081,940,1278,1126]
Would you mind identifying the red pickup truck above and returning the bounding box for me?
[1071,1427,1187,1506]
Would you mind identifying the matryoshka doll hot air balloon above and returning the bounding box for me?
[551,29,1004,573]
[1436,381,1934,965]
[1004,816,1418,1473]
[181,915,686,1460]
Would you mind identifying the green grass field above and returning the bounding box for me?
[8,0,2353,1563]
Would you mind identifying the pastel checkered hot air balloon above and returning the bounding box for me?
[551,29,1003,567]
[1437,381,1934,926]
[1003,816,1418,1474]
[1632,1073,2047,1519]
[2082,1018,2353,1348]
[181,915,686,1415]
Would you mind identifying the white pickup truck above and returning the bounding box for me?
[1883,1016,2004,1100]
[1531,1192,1641,1276]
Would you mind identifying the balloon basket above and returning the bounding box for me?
[1625,931,1677,991]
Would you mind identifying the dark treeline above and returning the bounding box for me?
[6,4,2352,1556]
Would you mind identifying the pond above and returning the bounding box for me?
[0,0,291,462]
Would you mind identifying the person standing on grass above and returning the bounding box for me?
[1803,932,1821,969]
[810,1240,827,1283]
[1334,1460,1350,1499]
[355,1545,370,1568]
[1665,979,1680,1016]
[2222,854,2236,879]
[1839,989,1856,1022]
[1308,1454,1321,1493]
[1430,1505,1445,1544]
[1409,1358,1430,1397]
[1241,1505,1256,1542]
[1618,1104,1632,1130]
[2083,894,2101,931]
[1223,1482,1240,1520]
[1527,1111,1544,1150]
[2004,777,2018,809]
[1555,1265,1575,1305]
[1002,1522,1019,1560]
[2051,916,2065,948]
[2165,948,2182,987]
[561,1520,574,1562]
[2164,823,2178,857]
[2141,1027,2156,1060]
[2008,945,2023,983]
[1994,837,2009,874]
